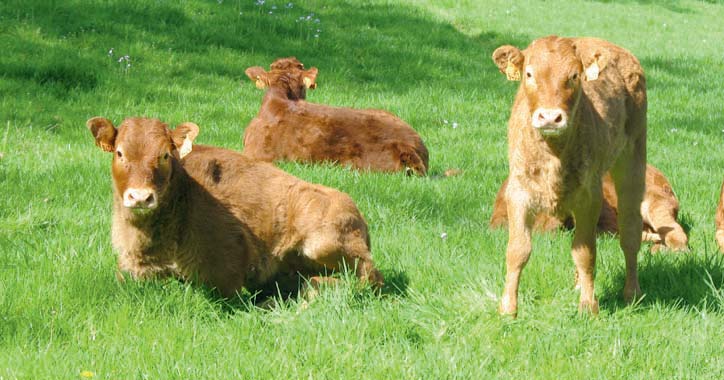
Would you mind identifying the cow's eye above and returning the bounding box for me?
[571,72,579,81]
[116,150,123,158]
[526,71,532,79]
[162,152,169,160]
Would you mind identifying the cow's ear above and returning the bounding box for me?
[575,47,608,81]
[303,67,318,89]
[172,122,200,159]
[86,117,117,152]
[245,66,269,89]
[492,45,525,81]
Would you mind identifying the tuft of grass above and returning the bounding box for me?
[2,0,724,379]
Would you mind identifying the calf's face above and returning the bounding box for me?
[245,57,318,100]
[492,36,607,137]
[87,117,199,213]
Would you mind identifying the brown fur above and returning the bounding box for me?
[716,180,724,252]
[87,117,383,297]
[492,36,647,316]
[490,164,688,252]
[243,57,429,175]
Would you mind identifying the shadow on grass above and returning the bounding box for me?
[188,267,410,314]
[599,251,724,311]
[642,56,724,136]
[0,0,528,106]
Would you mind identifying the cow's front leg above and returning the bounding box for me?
[571,189,603,315]
[500,189,533,317]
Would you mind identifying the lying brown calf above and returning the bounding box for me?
[492,36,647,316]
[87,117,383,297]
[490,164,688,252]
[243,57,429,175]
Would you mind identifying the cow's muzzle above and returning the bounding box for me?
[123,188,158,210]
[531,108,568,136]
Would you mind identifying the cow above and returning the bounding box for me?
[490,164,688,252]
[716,180,724,252]
[491,36,647,316]
[87,116,383,297]
[242,57,429,175]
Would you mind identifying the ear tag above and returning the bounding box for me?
[585,62,600,81]
[505,62,521,81]
[179,137,193,159]
[255,76,266,89]
[303,77,314,88]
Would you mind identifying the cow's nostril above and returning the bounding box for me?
[144,193,155,204]
[554,114,563,123]
[538,113,546,121]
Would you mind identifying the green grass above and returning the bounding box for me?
[2,0,724,378]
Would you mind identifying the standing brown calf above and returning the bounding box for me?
[243,57,429,175]
[492,36,647,316]
[87,117,383,297]
[716,180,724,252]
[490,164,688,252]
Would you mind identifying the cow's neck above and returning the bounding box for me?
[263,86,303,103]
[260,87,306,120]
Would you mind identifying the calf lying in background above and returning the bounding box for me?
[490,164,688,252]
[243,57,429,175]
[87,117,383,297]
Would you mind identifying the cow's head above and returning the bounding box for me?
[245,57,318,100]
[493,36,607,137]
[87,117,199,214]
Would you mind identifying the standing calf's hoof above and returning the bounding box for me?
[498,296,518,318]
[623,284,643,305]
[578,299,600,315]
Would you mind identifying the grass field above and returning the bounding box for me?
[2,0,724,378]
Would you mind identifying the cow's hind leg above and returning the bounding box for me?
[610,136,645,303]
[395,143,428,176]
[301,220,383,289]
[642,196,688,251]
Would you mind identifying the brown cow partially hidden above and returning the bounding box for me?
[490,164,688,252]
[87,117,383,297]
[716,180,724,252]
[242,57,429,175]
[492,36,647,316]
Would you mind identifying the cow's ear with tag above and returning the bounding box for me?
[172,122,200,159]
[492,45,525,81]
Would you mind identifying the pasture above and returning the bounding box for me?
[1,0,724,378]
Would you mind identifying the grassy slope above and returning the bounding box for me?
[1,0,724,378]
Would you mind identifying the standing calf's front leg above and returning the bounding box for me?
[500,189,533,317]
[571,190,603,315]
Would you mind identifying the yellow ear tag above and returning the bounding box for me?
[303,77,314,88]
[505,62,521,81]
[179,137,193,159]
[585,62,600,81]
[255,76,266,89]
